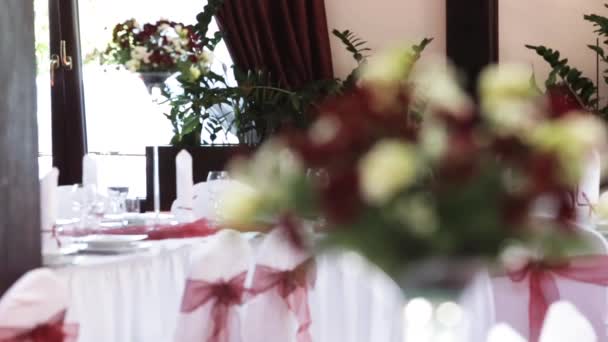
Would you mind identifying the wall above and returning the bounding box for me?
[325,0,446,78]
[500,0,607,98]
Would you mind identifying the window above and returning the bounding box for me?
[36,0,234,197]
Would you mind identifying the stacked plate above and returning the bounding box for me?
[78,234,149,254]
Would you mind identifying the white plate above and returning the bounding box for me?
[81,242,150,254]
[78,234,148,248]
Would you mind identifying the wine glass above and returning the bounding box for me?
[207,171,230,220]
[207,171,230,182]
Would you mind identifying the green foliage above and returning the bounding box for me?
[527,4,608,118]
[525,45,597,107]
[164,0,432,146]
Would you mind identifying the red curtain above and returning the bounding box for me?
[215,0,334,90]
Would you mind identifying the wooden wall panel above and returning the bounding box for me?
[0,0,42,294]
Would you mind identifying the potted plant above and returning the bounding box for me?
[142,0,432,210]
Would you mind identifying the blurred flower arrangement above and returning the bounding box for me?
[220,52,608,278]
[103,19,211,74]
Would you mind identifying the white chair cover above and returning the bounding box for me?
[242,228,313,342]
[491,228,608,341]
[487,301,598,342]
[0,268,76,341]
[174,230,253,342]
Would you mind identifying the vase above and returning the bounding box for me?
[137,71,174,94]
[397,258,485,342]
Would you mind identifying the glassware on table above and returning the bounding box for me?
[207,171,231,220]
[71,184,106,230]
[125,197,142,214]
[207,171,230,182]
[107,186,129,215]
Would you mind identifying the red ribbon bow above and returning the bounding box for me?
[247,260,316,342]
[508,255,608,342]
[0,310,78,342]
[180,272,248,342]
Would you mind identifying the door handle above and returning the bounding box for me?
[50,54,60,87]
[60,40,73,70]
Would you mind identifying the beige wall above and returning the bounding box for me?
[500,0,607,98]
[325,0,446,78]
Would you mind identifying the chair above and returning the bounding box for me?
[491,228,608,341]
[173,230,253,342]
[241,228,315,342]
[0,268,77,342]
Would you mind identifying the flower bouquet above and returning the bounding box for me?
[220,48,607,292]
[103,19,213,91]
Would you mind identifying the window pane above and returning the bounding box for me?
[34,0,52,178]
[77,0,234,197]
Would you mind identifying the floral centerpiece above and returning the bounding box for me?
[219,49,607,290]
[103,18,212,91]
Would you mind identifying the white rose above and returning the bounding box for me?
[219,184,262,225]
[158,23,172,32]
[187,65,202,81]
[479,63,537,115]
[412,61,471,114]
[527,114,607,183]
[131,46,151,64]
[361,46,417,83]
[125,59,141,72]
[359,140,418,204]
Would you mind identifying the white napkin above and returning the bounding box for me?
[174,150,194,222]
[577,150,600,225]
[82,154,98,188]
[0,269,69,328]
[539,301,597,342]
[39,168,59,232]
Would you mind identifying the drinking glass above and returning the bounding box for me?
[125,198,141,214]
[107,186,129,215]
[207,171,230,220]
[72,184,105,229]
[207,171,230,182]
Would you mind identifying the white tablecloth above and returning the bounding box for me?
[56,237,405,342]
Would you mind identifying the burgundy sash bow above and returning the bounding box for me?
[247,260,316,342]
[508,255,608,342]
[0,310,78,342]
[180,272,248,342]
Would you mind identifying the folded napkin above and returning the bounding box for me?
[576,150,600,225]
[82,154,98,188]
[40,168,59,232]
[0,269,72,333]
[174,150,194,223]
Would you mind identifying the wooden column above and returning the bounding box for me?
[446,0,499,96]
[0,0,42,294]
